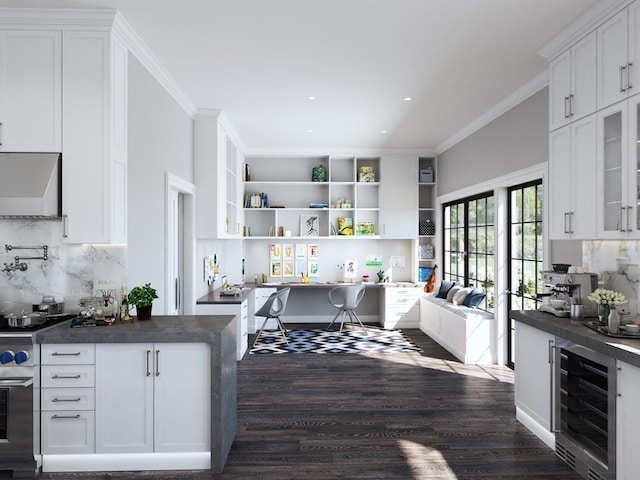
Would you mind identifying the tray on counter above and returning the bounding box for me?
[584,320,640,339]
[70,316,116,328]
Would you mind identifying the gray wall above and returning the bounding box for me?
[437,88,549,196]
[127,55,194,312]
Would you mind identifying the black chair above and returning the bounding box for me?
[253,287,291,347]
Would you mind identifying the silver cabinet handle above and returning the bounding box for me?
[567,212,574,234]
[62,214,68,238]
[155,349,160,376]
[0,121,3,145]
[51,414,80,419]
[52,374,81,379]
[620,64,627,92]
[548,340,556,433]
[563,212,569,234]
[146,349,151,377]
[620,206,626,232]
[52,397,81,402]
[563,96,570,118]
[627,205,633,232]
[627,62,633,91]
[52,352,81,356]
[568,94,574,117]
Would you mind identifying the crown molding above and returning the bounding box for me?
[435,71,548,156]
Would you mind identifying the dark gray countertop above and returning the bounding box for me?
[196,286,255,305]
[34,315,236,344]
[512,310,640,368]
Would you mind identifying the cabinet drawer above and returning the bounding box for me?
[41,344,95,364]
[41,410,95,454]
[41,387,95,411]
[41,364,95,388]
[385,289,419,303]
[385,305,420,322]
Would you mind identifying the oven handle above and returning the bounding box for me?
[0,377,33,388]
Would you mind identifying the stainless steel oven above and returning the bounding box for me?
[555,338,617,480]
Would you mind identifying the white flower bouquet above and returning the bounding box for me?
[587,288,627,306]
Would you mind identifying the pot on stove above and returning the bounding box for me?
[4,311,47,328]
[32,295,64,315]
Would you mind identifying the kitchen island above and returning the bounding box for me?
[34,315,237,475]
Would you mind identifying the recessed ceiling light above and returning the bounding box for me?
[307,129,313,133]
[308,96,316,100]
[380,130,388,134]
[404,97,412,102]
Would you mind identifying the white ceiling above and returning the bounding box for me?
[1,0,604,152]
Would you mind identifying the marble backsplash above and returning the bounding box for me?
[0,220,126,313]
[583,240,640,317]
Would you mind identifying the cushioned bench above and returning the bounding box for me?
[419,294,495,364]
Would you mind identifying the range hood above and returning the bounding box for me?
[0,153,62,219]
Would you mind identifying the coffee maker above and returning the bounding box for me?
[539,271,598,318]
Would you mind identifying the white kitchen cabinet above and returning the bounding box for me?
[514,322,555,449]
[548,114,597,239]
[597,96,640,238]
[62,30,128,244]
[616,360,640,480]
[0,30,62,152]
[196,300,248,360]
[381,286,420,329]
[549,31,596,131]
[596,3,640,110]
[251,287,277,332]
[95,343,210,454]
[194,111,244,239]
[40,344,96,455]
[378,153,416,238]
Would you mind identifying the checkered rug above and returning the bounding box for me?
[250,326,422,354]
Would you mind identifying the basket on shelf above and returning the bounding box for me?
[419,220,435,236]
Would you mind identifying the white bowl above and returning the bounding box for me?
[550,299,566,309]
[625,324,639,335]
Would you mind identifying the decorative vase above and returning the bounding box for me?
[599,304,610,328]
[608,308,620,334]
[136,305,152,321]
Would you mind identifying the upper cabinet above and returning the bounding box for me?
[194,111,244,239]
[596,3,640,110]
[378,153,417,238]
[62,30,128,244]
[0,30,62,151]
[549,32,596,131]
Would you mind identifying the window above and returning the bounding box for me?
[507,180,543,367]
[442,192,494,311]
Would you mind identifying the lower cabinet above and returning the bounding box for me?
[196,301,248,360]
[616,361,640,480]
[95,343,210,453]
[513,322,556,449]
[381,286,420,329]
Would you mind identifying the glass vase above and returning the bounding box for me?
[598,304,610,328]
[608,307,620,334]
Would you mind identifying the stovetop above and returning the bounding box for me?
[0,314,75,334]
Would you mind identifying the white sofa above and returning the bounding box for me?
[419,294,495,364]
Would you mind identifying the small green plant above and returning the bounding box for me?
[128,283,158,307]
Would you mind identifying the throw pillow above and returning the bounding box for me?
[452,287,473,305]
[446,285,463,303]
[463,288,486,308]
[436,280,456,299]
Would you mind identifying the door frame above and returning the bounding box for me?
[165,172,196,315]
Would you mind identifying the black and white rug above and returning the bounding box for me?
[250,326,422,354]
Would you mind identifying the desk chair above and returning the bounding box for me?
[253,287,290,348]
[327,284,367,335]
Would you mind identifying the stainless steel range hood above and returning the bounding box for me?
[0,153,62,219]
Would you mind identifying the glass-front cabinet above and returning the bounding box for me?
[597,96,640,238]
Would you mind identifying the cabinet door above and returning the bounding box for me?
[628,96,640,237]
[153,343,210,453]
[514,322,554,445]
[570,31,597,122]
[597,9,629,109]
[549,50,571,131]
[378,154,416,238]
[95,343,154,453]
[0,30,61,151]
[597,102,627,239]
[616,361,640,480]
[570,115,598,239]
[548,126,572,239]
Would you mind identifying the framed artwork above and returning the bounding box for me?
[344,259,357,282]
[283,261,294,277]
[270,243,282,260]
[300,214,319,236]
[270,261,282,277]
[296,261,307,276]
[308,244,319,259]
[283,244,294,260]
[308,260,319,277]
[295,243,307,259]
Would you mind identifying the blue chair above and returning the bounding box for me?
[327,284,367,334]
[253,287,291,347]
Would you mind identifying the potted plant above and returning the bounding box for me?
[128,283,158,320]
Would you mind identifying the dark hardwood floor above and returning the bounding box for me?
[37,325,581,480]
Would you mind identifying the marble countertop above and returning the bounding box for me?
[34,315,236,344]
[512,310,640,368]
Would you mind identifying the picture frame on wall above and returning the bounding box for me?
[283,261,294,277]
[308,260,319,277]
[296,261,307,276]
[300,214,319,236]
[283,244,294,260]
[295,243,307,259]
[270,243,282,260]
[270,261,282,277]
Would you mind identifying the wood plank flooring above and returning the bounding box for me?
[36,326,581,480]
